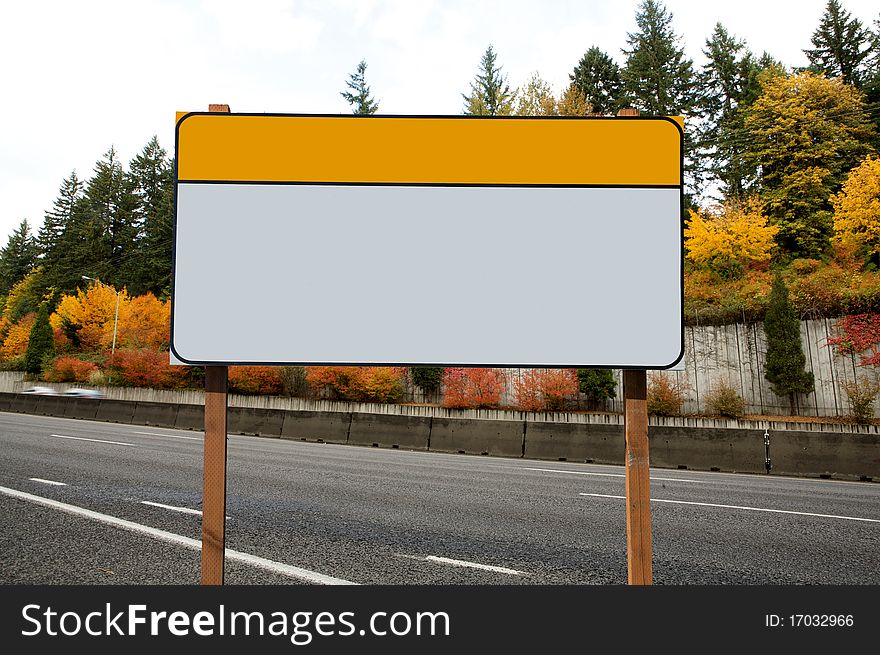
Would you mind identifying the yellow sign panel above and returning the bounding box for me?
[176,114,681,187]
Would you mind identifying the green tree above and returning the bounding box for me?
[81,147,139,289]
[24,303,54,376]
[569,46,624,115]
[764,274,814,415]
[0,220,38,295]
[3,268,47,323]
[128,137,174,296]
[698,24,763,201]
[341,60,379,115]
[621,0,698,195]
[39,171,82,259]
[621,0,696,116]
[514,72,557,116]
[411,367,443,395]
[742,71,876,257]
[576,369,617,409]
[804,0,874,87]
[462,45,514,116]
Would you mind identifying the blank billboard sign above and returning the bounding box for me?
[173,114,683,368]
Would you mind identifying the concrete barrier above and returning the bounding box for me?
[131,401,178,428]
[229,407,284,437]
[0,392,16,412]
[649,426,766,474]
[280,411,351,444]
[31,394,68,417]
[10,394,38,415]
[348,413,431,450]
[525,422,624,464]
[430,418,524,457]
[174,404,204,431]
[94,399,137,424]
[769,430,880,480]
[62,398,100,420]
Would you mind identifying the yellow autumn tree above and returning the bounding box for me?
[684,199,779,278]
[50,282,129,351]
[1,313,35,361]
[832,156,880,260]
[555,83,592,116]
[117,293,170,349]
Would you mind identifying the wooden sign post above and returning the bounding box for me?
[617,107,653,586]
[200,104,231,586]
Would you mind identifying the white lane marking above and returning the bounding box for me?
[425,555,526,576]
[140,501,202,516]
[49,434,134,447]
[522,467,705,483]
[579,493,880,523]
[132,431,202,441]
[140,500,230,520]
[28,478,67,486]
[0,485,356,585]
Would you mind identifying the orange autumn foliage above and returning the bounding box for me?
[306,366,405,403]
[513,368,579,411]
[228,366,284,395]
[442,368,505,409]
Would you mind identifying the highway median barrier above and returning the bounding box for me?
[94,399,137,424]
[131,401,179,429]
[430,417,525,457]
[62,397,100,420]
[10,393,38,415]
[174,403,204,431]
[228,407,284,437]
[768,429,879,480]
[280,410,351,444]
[35,395,68,417]
[348,413,431,450]
[649,426,766,474]
[524,421,624,464]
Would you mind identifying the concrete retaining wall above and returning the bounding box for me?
[1,392,876,481]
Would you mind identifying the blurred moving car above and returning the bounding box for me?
[21,386,58,395]
[62,388,105,399]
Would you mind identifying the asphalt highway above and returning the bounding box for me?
[1,411,877,585]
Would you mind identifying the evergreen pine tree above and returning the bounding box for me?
[569,46,624,115]
[411,367,443,395]
[576,369,617,410]
[804,0,874,87]
[621,0,699,196]
[24,304,54,376]
[81,147,139,289]
[462,45,515,116]
[764,274,814,415]
[698,24,763,201]
[39,171,82,258]
[341,60,379,115]
[0,220,39,295]
[128,137,173,296]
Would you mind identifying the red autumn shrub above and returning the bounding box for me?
[305,366,404,403]
[827,313,880,366]
[513,369,579,411]
[442,368,505,409]
[44,356,99,383]
[104,349,191,389]
[228,366,283,395]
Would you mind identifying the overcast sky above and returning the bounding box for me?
[1,0,877,245]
